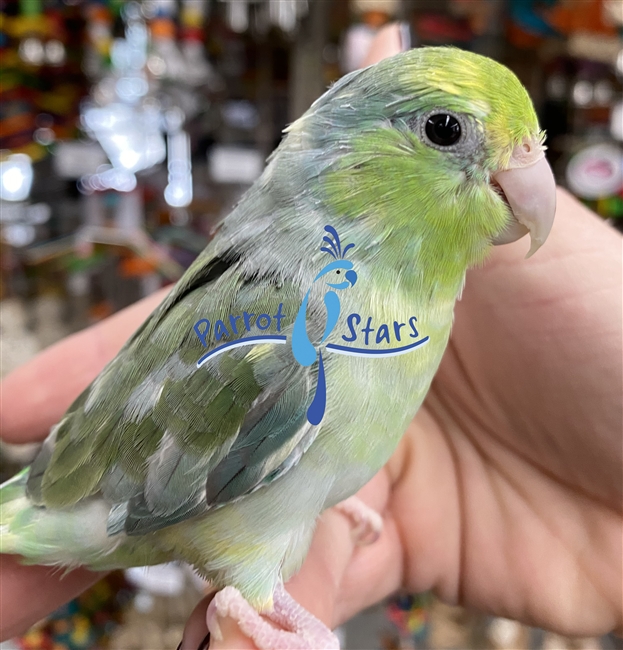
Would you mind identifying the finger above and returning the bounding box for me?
[0,555,103,641]
[362,22,404,68]
[0,287,170,443]
[179,592,258,650]
[179,593,211,650]
[328,474,403,624]
[334,513,403,625]
[286,506,356,627]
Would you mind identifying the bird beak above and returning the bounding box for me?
[491,137,556,258]
[345,269,358,286]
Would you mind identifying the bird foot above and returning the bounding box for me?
[207,584,339,650]
[334,496,383,546]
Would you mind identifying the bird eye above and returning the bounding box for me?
[336,270,341,274]
[425,114,462,147]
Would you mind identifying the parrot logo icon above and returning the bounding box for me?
[194,225,429,427]
[292,225,358,426]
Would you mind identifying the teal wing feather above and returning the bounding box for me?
[26,243,318,536]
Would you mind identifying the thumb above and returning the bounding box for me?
[361,22,405,68]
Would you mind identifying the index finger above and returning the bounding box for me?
[0,287,170,444]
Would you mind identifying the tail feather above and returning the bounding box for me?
[0,467,31,554]
[0,467,124,566]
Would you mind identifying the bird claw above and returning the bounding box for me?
[334,496,383,546]
[207,585,339,650]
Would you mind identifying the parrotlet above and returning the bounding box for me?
[0,46,556,649]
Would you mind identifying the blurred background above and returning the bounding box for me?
[0,0,621,649]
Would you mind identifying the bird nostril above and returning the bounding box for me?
[508,138,543,169]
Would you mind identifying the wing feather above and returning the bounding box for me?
[27,244,321,538]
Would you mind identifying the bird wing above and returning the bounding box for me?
[26,243,320,536]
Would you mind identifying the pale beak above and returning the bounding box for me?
[491,138,556,258]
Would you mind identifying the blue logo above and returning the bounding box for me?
[291,226,358,424]
[192,225,429,425]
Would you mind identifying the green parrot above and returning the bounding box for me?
[0,47,555,649]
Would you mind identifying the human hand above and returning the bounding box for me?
[1,23,621,648]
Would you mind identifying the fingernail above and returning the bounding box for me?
[197,632,211,650]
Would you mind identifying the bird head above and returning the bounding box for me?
[295,47,556,263]
[314,259,358,290]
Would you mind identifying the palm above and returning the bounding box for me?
[321,189,621,637]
